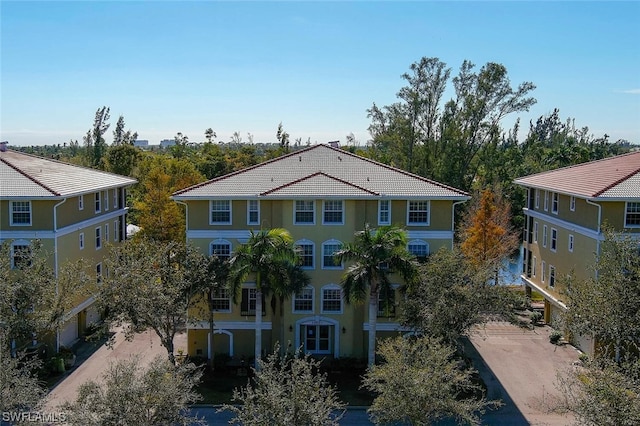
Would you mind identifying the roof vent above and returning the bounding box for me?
[299,156,302,162]
[0,141,7,152]
[338,156,342,161]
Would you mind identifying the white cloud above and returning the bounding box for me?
[620,89,640,95]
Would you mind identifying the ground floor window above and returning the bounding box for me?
[303,324,332,354]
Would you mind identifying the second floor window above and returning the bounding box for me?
[95,192,101,213]
[323,200,344,224]
[378,287,396,317]
[549,265,556,288]
[79,233,85,250]
[295,200,315,224]
[625,202,640,227]
[293,287,314,312]
[95,227,102,249]
[550,228,558,252]
[551,192,559,214]
[247,200,259,225]
[378,200,390,225]
[408,201,429,225]
[542,225,548,248]
[322,241,342,269]
[570,196,576,212]
[296,241,314,269]
[210,240,231,260]
[211,288,231,312]
[322,287,342,313]
[78,195,84,211]
[240,288,265,316]
[10,201,31,226]
[210,200,231,224]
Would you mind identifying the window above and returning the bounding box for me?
[407,201,429,225]
[570,196,576,212]
[378,200,391,225]
[294,200,315,224]
[104,223,109,243]
[321,285,342,313]
[378,287,396,317]
[113,189,119,209]
[79,233,85,250]
[543,191,549,211]
[211,288,231,312]
[549,265,556,288]
[240,288,265,316]
[96,263,103,284]
[296,240,314,269]
[95,227,102,250]
[551,192,559,214]
[533,222,538,244]
[408,240,429,260]
[542,225,548,248]
[210,200,231,224]
[11,242,31,269]
[568,234,574,252]
[114,220,119,241]
[541,261,546,283]
[550,228,558,252]
[78,195,84,211]
[323,200,344,224]
[210,240,231,260]
[247,200,260,225]
[293,287,314,312]
[625,202,640,227]
[304,324,331,354]
[532,256,537,277]
[322,240,342,269]
[10,201,31,226]
[104,190,109,211]
[95,192,101,213]
[535,190,540,209]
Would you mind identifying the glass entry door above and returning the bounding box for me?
[304,324,332,354]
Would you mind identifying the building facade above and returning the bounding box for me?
[0,148,137,350]
[173,144,469,360]
[515,151,640,353]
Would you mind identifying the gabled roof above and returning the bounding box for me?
[173,144,468,200]
[514,151,640,199]
[0,149,137,199]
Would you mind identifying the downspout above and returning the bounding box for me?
[451,199,468,249]
[53,198,67,352]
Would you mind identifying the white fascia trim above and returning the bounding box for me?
[186,230,253,240]
[63,296,96,321]
[521,275,568,311]
[523,208,603,241]
[406,230,454,240]
[0,230,55,240]
[362,322,411,332]
[188,321,272,330]
[54,209,129,238]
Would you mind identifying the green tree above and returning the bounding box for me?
[335,224,418,366]
[204,127,216,143]
[362,336,499,426]
[83,106,111,169]
[459,187,520,284]
[61,355,205,426]
[99,239,217,364]
[111,115,137,146]
[105,144,140,176]
[564,227,640,362]
[0,339,47,416]
[554,358,640,426]
[276,122,290,153]
[221,343,345,426]
[228,229,306,366]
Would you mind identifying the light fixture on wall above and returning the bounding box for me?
[342,327,346,334]
[289,325,293,332]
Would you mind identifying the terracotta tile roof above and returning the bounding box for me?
[173,144,468,200]
[0,149,137,198]
[514,151,640,199]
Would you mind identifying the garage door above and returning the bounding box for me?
[60,315,79,348]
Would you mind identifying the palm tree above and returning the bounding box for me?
[228,228,306,367]
[336,224,418,366]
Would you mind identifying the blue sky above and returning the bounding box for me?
[1,1,639,147]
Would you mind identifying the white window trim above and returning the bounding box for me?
[551,192,559,215]
[113,188,119,210]
[210,239,232,258]
[407,200,430,226]
[247,200,260,225]
[211,288,232,313]
[9,201,32,226]
[407,239,429,258]
[543,191,549,212]
[292,286,315,313]
[322,200,344,225]
[209,200,232,225]
[535,189,540,209]
[320,284,343,314]
[10,240,31,269]
[105,223,109,243]
[624,201,640,228]
[568,234,574,253]
[79,232,85,250]
[114,220,119,241]
[294,200,316,225]
[378,199,391,225]
[542,225,548,248]
[570,196,576,212]
[95,192,101,213]
[550,228,558,252]
[541,261,546,283]
[295,239,315,270]
[95,226,102,250]
[532,255,537,277]
[321,240,343,270]
[533,222,538,244]
[549,265,556,288]
[104,190,109,211]
[78,195,84,211]
[96,262,103,284]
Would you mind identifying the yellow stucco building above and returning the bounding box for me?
[0,146,136,351]
[173,144,469,361]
